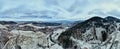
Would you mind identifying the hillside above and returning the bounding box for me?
[58,16,120,49]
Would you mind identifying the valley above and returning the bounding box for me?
[0,16,120,49]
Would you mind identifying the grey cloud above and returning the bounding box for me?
[108,10,120,17]
[0,0,120,21]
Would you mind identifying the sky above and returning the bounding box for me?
[0,0,120,21]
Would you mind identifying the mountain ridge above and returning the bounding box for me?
[58,16,120,48]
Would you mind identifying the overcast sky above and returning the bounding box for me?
[0,0,120,21]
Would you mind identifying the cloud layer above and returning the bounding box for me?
[0,0,120,21]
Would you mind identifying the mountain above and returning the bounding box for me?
[0,21,62,26]
[0,21,17,25]
[70,16,107,29]
[105,16,120,22]
[16,21,62,26]
[31,22,61,26]
[58,16,120,48]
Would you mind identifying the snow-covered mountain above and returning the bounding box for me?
[105,16,120,22]
[58,16,120,49]
[0,16,120,49]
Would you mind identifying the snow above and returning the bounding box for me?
[9,30,48,49]
[19,24,45,29]
[0,24,7,29]
[49,44,63,49]
[1,22,120,49]
[6,26,67,49]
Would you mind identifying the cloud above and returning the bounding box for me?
[0,0,120,21]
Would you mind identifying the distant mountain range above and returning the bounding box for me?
[0,19,81,26]
[0,21,17,25]
[0,21,61,26]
